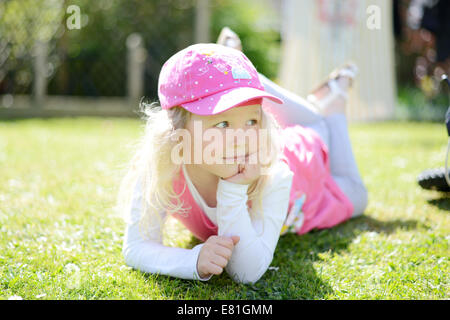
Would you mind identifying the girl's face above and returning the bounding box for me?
[184,103,263,179]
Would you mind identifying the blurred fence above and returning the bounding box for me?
[0,0,282,119]
[1,0,412,122]
[0,0,208,118]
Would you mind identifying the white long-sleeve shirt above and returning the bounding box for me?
[122,159,294,283]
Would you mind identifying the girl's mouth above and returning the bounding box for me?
[222,152,255,161]
[223,154,248,160]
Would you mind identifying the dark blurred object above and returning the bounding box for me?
[393,0,403,40]
[444,75,450,134]
[417,74,450,191]
[420,0,450,62]
[395,0,450,99]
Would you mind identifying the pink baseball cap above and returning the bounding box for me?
[157,43,283,115]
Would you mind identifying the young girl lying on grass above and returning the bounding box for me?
[117,42,368,284]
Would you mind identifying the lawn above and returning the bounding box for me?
[0,117,449,299]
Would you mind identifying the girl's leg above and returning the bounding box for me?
[258,73,331,147]
[259,73,323,127]
[260,71,368,217]
[292,63,367,217]
[322,113,368,218]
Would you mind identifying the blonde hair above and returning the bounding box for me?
[116,100,283,241]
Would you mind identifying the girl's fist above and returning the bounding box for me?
[197,235,240,279]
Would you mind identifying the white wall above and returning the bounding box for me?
[278,0,396,122]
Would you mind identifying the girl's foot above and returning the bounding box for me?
[307,63,358,117]
[217,27,242,51]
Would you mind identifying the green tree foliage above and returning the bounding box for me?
[211,0,281,81]
[0,0,64,94]
[0,0,281,98]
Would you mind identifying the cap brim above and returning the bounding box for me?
[180,86,284,115]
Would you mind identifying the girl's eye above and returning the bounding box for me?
[214,119,258,128]
[214,121,228,128]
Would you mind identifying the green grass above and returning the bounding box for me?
[0,117,449,299]
[395,85,449,121]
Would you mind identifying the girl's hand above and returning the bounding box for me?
[197,235,240,279]
[222,155,261,185]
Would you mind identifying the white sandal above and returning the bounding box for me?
[307,63,358,114]
[217,27,242,51]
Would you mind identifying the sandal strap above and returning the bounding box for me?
[330,63,358,83]
[307,78,348,111]
[307,63,357,112]
[328,78,348,99]
[338,68,357,80]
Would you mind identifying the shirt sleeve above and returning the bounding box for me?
[122,177,212,281]
[216,161,294,284]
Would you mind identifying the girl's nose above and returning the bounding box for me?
[223,143,246,158]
